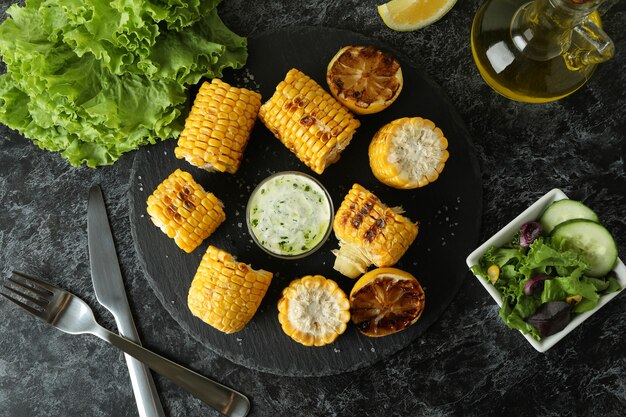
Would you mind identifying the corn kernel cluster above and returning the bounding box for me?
[277,275,350,346]
[333,183,418,268]
[258,68,361,175]
[188,246,273,334]
[147,169,225,253]
[175,79,262,174]
[369,117,449,189]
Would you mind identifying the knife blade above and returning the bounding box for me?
[88,185,166,417]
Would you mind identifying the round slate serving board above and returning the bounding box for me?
[129,26,482,377]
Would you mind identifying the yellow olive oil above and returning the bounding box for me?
[471,0,602,103]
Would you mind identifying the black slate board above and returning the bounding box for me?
[129,26,482,377]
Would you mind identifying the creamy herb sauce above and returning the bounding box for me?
[248,173,331,256]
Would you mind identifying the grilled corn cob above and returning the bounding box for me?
[175,78,262,174]
[369,117,449,189]
[188,245,273,334]
[258,68,361,175]
[147,169,225,253]
[332,183,418,278]
[277,275,350,346]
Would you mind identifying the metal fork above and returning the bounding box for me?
[1,271,250,417]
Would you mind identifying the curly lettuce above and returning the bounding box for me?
[471,237,620,339]
[0,0,247,167]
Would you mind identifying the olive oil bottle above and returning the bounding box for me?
[471,0,614,103]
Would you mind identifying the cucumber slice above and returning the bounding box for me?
[551,219,618,277]
[540,199,599,234]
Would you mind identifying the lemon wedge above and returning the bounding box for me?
[378,0,458,31]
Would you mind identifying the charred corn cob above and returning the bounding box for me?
[188,245,273,334]
[277,275,350,346]
[147,169,225,253]
[258,68,361,175]
[175,78,262,174]
[332,183,418,278]
[369,117,449,189]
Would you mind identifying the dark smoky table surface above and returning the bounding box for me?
[0,1,624,416]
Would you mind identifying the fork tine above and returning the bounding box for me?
[3,282,49,308]
[7,276,51,298]
[12,271,56,293]
[0,290,44,317]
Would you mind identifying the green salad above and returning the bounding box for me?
[471,199,621,340]
[0,0,247,167]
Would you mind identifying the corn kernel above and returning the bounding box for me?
[487,264,500,284]
[332,183,418,278]
[175,79,262,174]
[258,68,360,175]
[147,169,225,253]
[187,246,273,334]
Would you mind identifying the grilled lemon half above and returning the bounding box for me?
[350,267,425,337]
[326,45,403,115]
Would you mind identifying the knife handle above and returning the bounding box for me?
[124,352,166,417]
[111,300,166,417]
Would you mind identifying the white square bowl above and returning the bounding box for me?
[466,188,626,352]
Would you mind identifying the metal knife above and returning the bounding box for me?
[88,185,166,417]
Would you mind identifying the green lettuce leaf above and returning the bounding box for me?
[518,238,587,279]
[604,277,621,294]
[0,0,247,167]
[499,294,541,339]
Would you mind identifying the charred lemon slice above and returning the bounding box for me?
[368,117,449,189]
[278,275,350,346]
[350,267,425,337]
[326,45,403,115]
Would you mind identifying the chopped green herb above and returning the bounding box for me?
[247,173,332,256]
